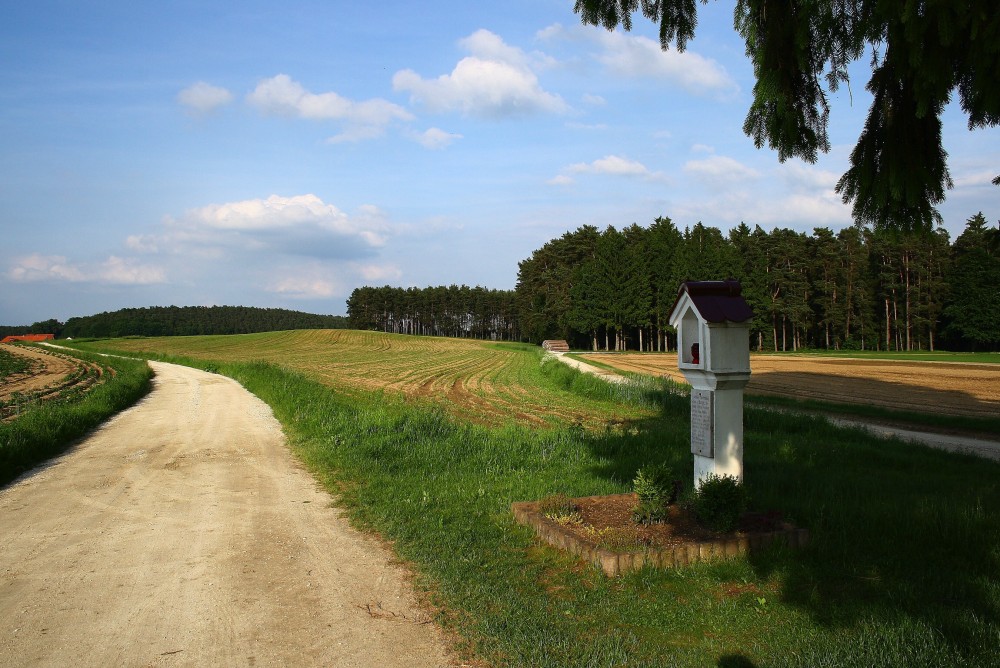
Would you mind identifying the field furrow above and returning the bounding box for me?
[97,331,618,426]
[585,353,1000,419]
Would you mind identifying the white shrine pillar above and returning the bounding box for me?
[667,280,753,489]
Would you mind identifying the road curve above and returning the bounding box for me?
[0,361,453,667]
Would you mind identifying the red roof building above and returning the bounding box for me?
[1,334,55,343]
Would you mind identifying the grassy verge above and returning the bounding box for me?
[0,347,153,486]
[73,341,1000,667]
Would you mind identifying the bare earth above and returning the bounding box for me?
[0,361,454,667]
[0,344,93,403]
[584,353,1000,419]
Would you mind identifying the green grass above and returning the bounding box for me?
[745,392,1000,436]
[0,347,36,380]
[0,347,153,486]
[71,336,1000,667]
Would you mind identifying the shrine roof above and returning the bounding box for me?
[670,279,753,324]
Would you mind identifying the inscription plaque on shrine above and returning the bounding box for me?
[690,389,714,458]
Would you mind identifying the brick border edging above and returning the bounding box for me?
[512,494,808,577]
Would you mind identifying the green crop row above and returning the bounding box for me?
[0,347,37,380]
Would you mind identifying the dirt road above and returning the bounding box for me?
[0,361,453,667]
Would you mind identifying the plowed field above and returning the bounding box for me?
[584,353,1000,419]
[0,344,105,419]
[99,330,606,426]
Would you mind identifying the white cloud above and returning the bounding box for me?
[7,254,165,284]
[177,81,233,115]
[133,194,393,272]
[459,29,528,68]
[355,263,403,282]
[8,255,84,282]
[570,155,645,176]
[247,74,412,140]
[684,155,760,181]
[762,193,852,226]
[407,127,463,149]
[327,125,387,144]
[952,168,999,189]
[182,194,387,247]
[776,161,840,191]
[392,29,568,118]
[541,24,738,99]
[547,174,574,186]
[676,157,854,227]
[268,275,338,299]
[98,256,166,284]
[582,93,606,106]
[567,155,667,182]
[672,159,852,229]
[125,235,158,253]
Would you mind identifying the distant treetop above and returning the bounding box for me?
[0,306,349,339]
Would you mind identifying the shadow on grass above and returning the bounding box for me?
[747,368,1000,424]
[577,395,1000,660]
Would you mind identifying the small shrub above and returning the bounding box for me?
[632,463,677,524]
[693,474,747,533]
[539,493,582,524]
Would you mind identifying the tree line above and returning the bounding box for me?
[0,306,349,339]
[346,285,520,341]
[514,213,1000,352]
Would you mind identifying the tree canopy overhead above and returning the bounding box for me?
[574,0,1000,233]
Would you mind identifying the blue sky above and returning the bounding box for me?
[2,1,997,324]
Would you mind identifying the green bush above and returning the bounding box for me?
[692,473,747,533]
[632,463,676,524]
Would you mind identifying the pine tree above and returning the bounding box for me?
[943,213,1000,350]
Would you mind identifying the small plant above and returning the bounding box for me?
[538,493,582,525]
[692,474,747,533]
[632,463,677,524]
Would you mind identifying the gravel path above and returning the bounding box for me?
[0,361,455,667]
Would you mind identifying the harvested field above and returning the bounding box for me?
[584,353,1000,419]
[0,344,105,419]
[97,330,620,426]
